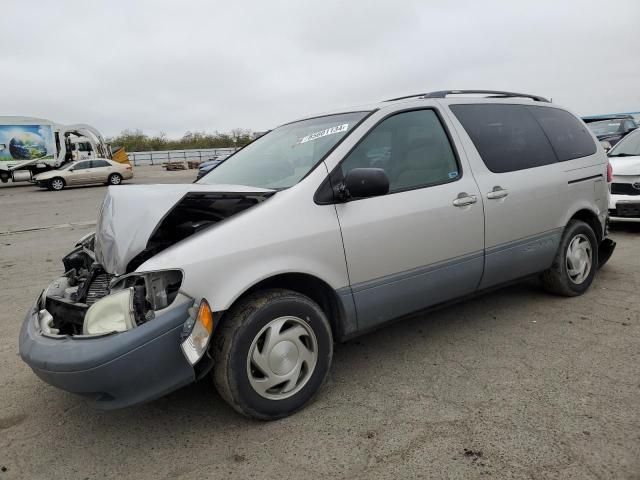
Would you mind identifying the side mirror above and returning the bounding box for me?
[343,168,389,199]
[601,140,612,152]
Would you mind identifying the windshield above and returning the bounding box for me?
[60,162,78,170]
[609,130,640,157]
[197,111,369,189]
[587,120,623,136]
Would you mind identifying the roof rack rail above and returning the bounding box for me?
[384,90,550,103]
[383,93,428,102]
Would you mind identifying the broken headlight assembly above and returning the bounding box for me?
[83,288,138,335]
[81,269,184,335]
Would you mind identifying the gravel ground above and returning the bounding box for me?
[0,166,638,479]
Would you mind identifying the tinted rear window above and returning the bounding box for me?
[450,104,556,173]
[528,107,596,161]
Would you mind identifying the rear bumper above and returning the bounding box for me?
[19,299,195,409]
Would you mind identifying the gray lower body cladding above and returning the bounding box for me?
[346,229,565,332]
[19,300,195,409]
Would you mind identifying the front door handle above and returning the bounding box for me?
[487,186,508,200]
[452,193,478,207]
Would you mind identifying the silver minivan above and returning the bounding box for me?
[20,90,615,419]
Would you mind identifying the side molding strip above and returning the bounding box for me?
[568,174,602,185]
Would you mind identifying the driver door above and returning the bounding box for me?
[332,108,485,330]
[66,160,92,184]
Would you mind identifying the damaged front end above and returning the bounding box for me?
[20,184,274,408]
[37,184,274,338]
[40,234,183,336]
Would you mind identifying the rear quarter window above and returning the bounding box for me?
[450,104,557,173]
[527,106,596,161]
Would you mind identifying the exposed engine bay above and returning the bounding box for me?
[42,234,183,336]
[40,188,274,336]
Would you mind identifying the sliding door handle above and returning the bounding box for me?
[487,187,508,200]
[453,193,478,207]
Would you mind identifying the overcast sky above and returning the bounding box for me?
[1,0,639,138]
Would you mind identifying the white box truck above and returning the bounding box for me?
[0,117,115,184]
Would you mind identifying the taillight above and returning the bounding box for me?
[606,162,613,183]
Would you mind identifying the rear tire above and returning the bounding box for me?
[49,177,65,191]
[541,220,598,296]
[212,289,333,420]
[108,173,122,185]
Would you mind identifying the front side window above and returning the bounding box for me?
[340,109,459,193]
[450,104,556,173]
[73,161,91,170]
[198,111,369,189]
[528,107,596,161]
[609,130,640,157]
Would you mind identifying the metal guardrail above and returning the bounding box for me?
[127,148,238,166]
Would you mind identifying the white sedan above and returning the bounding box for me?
[608,129,640,221]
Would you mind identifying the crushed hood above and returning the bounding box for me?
[94,184,275,275]
[609,156,640,176]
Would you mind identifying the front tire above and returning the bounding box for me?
[108,173,122,185]
[212,289,333,420]
[541,220,598,296]
[49,177,65,191]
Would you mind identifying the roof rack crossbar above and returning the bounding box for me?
[384,90,550,103]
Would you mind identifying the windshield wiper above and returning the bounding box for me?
[608,153,636,157]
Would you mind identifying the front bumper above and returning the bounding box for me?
[609,193,640,220]
[19,299,195,409]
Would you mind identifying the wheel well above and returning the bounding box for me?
[569,209,602,242]
[236,273,344,339]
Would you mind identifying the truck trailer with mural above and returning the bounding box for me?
[0,117,127,184]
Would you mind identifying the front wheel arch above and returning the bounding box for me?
[218,272,348,342]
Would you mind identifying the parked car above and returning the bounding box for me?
[195,156,227,180]
[20,90,615,420]
[582,114,638,149]
[33,159,133,191]
[607,128,640,220]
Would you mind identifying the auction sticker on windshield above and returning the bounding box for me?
[298,124,349,144]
